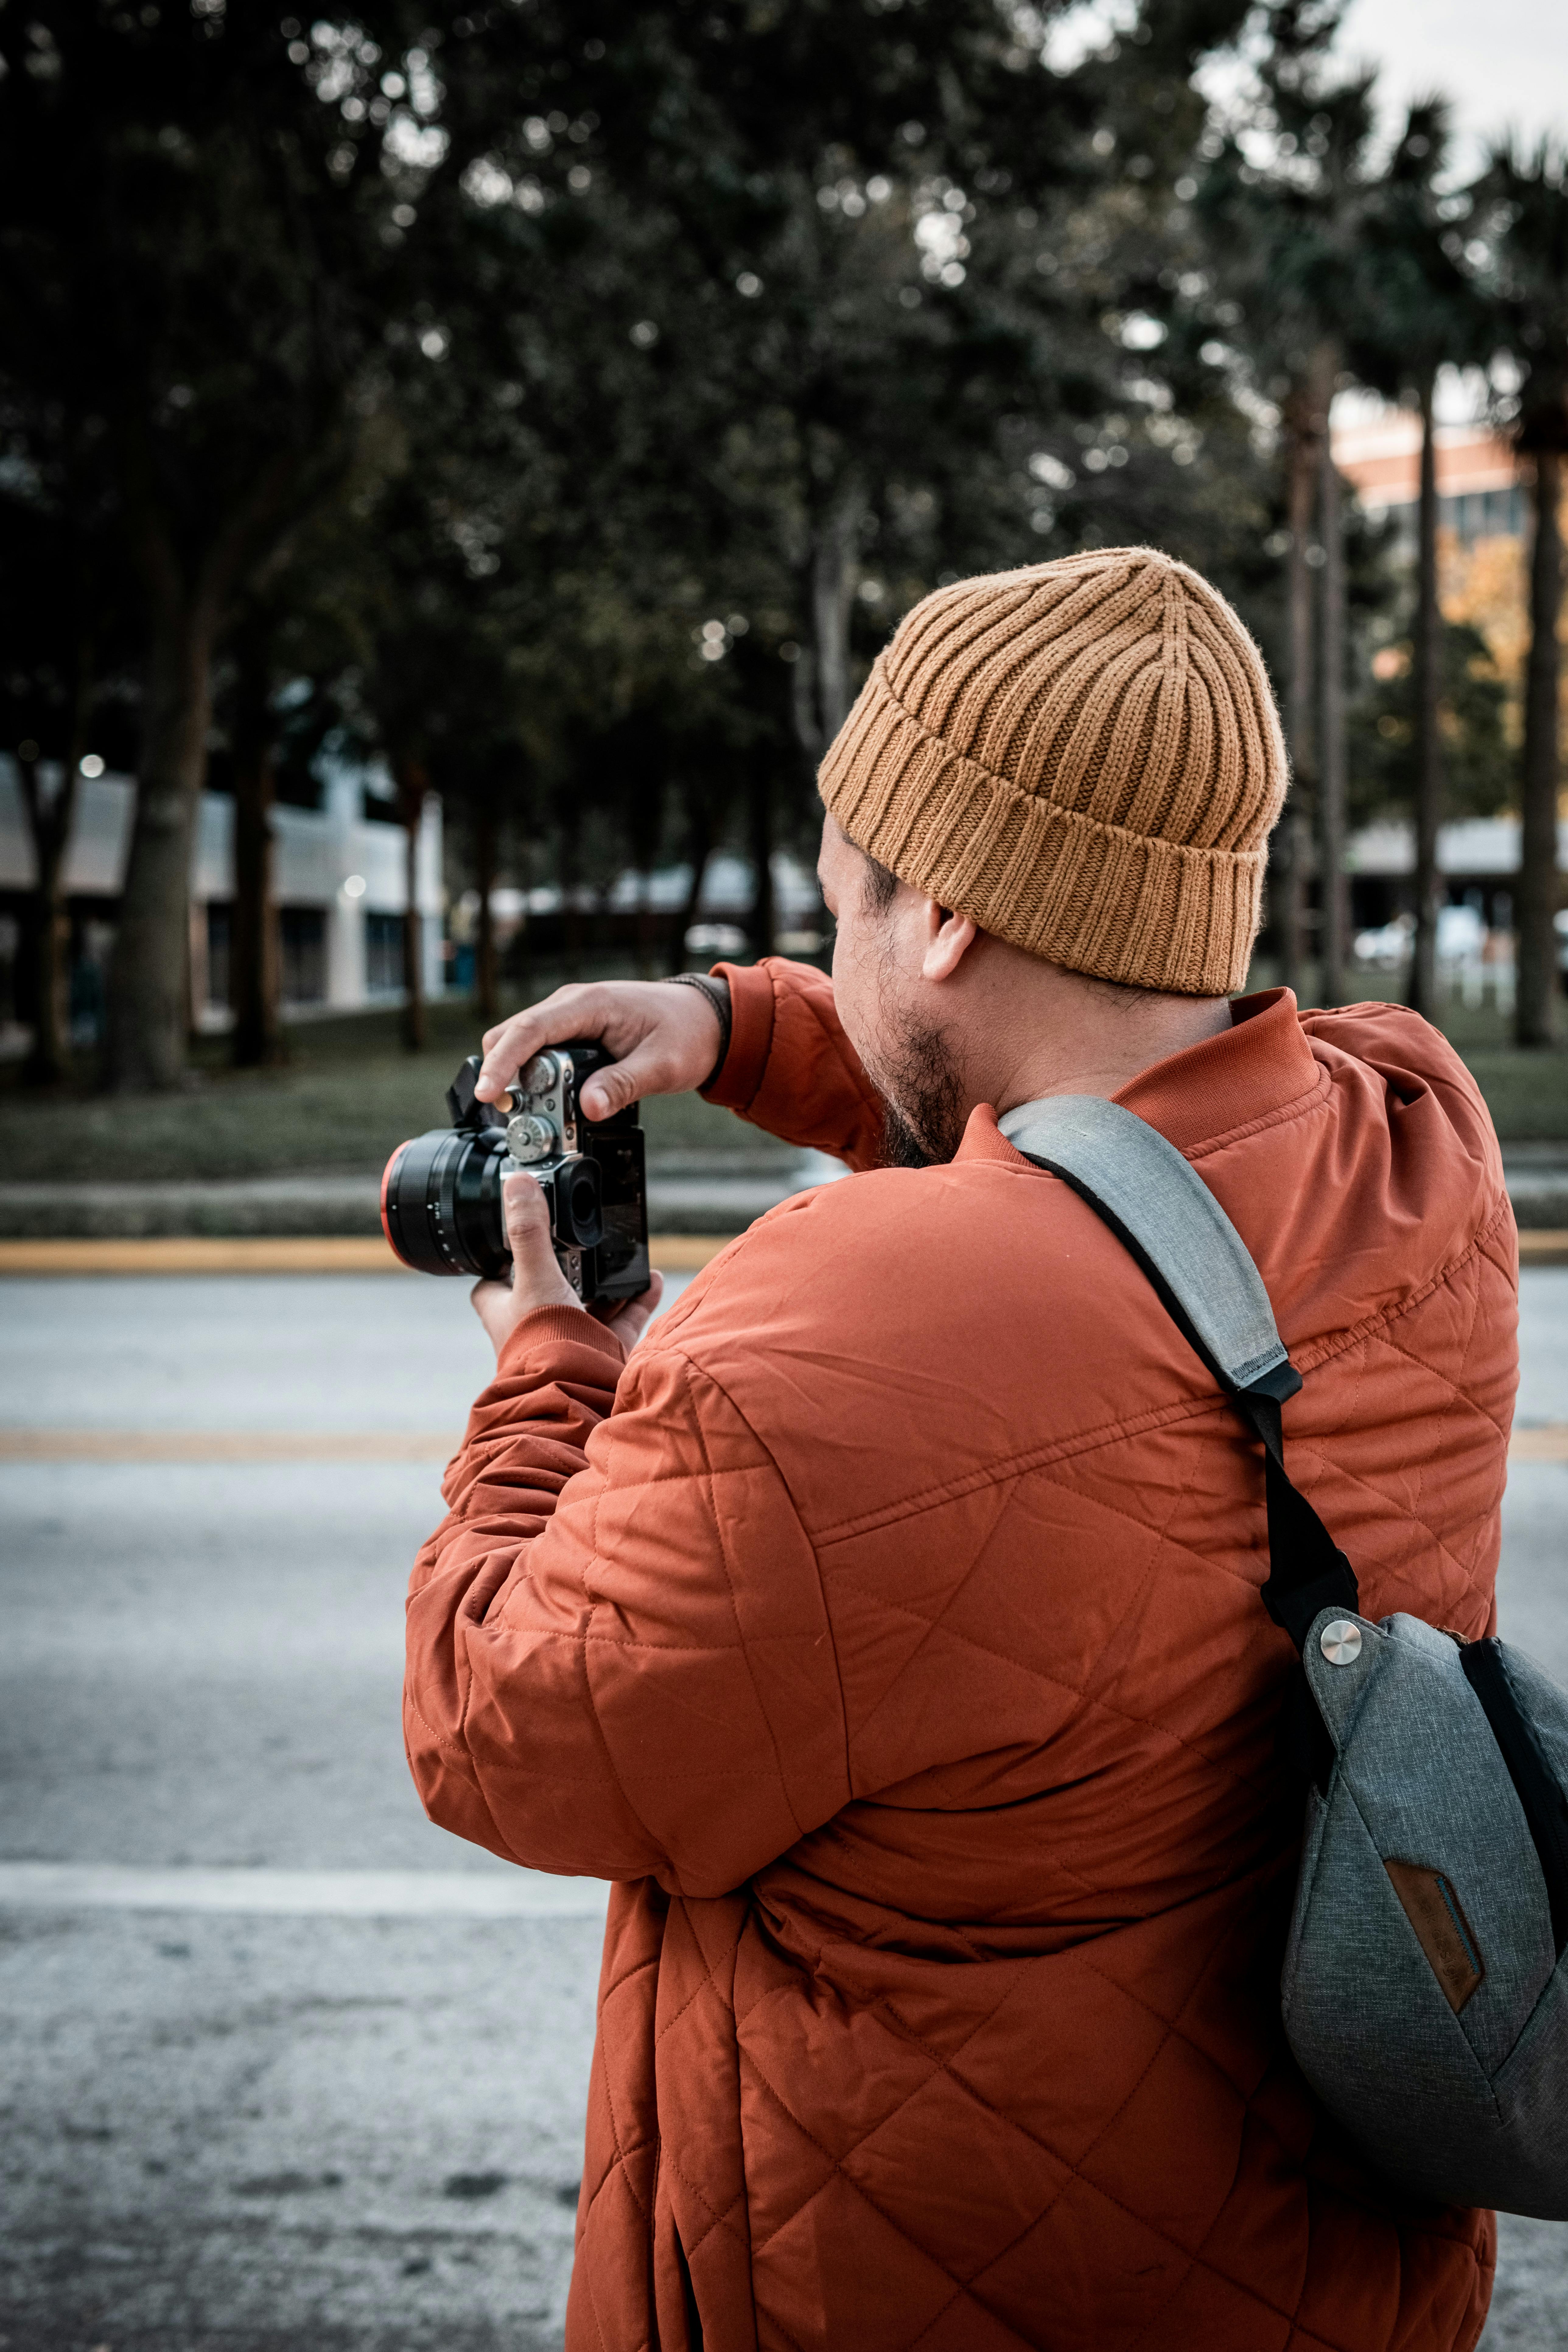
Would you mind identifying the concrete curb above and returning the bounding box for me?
[0,1162,829,1241]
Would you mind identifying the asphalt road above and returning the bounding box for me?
[1,1267,1565,2351]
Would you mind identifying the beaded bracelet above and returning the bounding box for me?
[659,972,732,1089]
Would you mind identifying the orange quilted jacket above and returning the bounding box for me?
[406,960,1517,2352]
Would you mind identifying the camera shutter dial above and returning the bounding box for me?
[520,1052,560,1099]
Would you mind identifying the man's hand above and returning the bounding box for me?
[474,978,727,1122]
[471,1172,664,1361]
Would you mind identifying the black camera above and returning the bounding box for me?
[380,1045,651,1304]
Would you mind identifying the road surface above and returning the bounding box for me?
[1,1266,1564,2349]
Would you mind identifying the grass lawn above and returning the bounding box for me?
[0,984,789,1185]
[2,964,1565,1185]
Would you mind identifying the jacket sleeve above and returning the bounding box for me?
[405,1305,849,1895]
[703,955,885,1168]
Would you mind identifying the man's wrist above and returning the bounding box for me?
[659,972,732,1088]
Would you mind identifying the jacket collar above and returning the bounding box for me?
[959,989,1326,1169]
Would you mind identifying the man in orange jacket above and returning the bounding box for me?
[406,549,1515,2350]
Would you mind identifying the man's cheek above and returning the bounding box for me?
[830,932,877,1063]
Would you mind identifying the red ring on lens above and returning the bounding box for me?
[381,1141,412,1263]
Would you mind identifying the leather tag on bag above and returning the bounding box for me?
[1385,1860,1485,2013]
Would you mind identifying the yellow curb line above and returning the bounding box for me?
[0,1430,461,1463]
[1507,1426,1568,1463]
[0,1234,737,1277]
[0,1223,1561,1279]
[2,1232,1562,1276]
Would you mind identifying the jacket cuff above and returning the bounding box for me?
[701,959,777,1115]
[495,1303,627,1381]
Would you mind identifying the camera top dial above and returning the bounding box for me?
[505,1111,556,1164]
[510,1049,579,1156]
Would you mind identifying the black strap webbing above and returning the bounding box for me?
[1232,1387,1360,1650]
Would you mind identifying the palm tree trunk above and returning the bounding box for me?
[1410,381,1444,1022]
[1318,440,1348,1007]
[1516,447,1562,1047]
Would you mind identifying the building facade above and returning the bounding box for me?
[1331,398,1527,551]
[0,761,444,1048]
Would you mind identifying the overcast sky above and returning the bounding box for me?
[1336,0,1566,170]
[1048,0,1564,173]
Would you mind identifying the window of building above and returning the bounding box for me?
[279,905,327,1004]
[366,911,405,993]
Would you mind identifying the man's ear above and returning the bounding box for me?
[921,898,978,983]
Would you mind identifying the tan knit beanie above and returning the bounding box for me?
[818,546,1288,996]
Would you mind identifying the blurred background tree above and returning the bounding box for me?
[1,0,1563,1086]
[1349,98,1492,1014]
[1473,140,1568,1045]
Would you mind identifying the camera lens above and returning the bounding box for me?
[381,1127,510,1276]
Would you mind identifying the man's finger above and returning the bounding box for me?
[577,1040,673,1121]
[476,987,614,1101]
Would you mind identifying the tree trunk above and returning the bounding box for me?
[1318,440,1348,1008]
[679,783,717,967]
[559,794,584,980]
[1279,415,1318,998]
[1410,382,1445,1023]
[105,597,217,1090]
[474,797,499,1028]
[17,751,79,1087]
[748,768,775,960]
[1276,347,1336,1000]
[391,755,429,1052]
[1516,446,1563,1047]
[230,627,282,1068]
[810,497,861,746]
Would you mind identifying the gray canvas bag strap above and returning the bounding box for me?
[999,1094,1360,1651]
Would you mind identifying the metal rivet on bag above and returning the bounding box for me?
[1320,1619,1363,1667]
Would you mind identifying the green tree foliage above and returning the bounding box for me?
[3,0,1556,1088]
[1190,1,1381,991]
[1347,100,1492,1012]
[0,0,443,1086]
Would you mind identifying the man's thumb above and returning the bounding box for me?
[501,1171,559,1277]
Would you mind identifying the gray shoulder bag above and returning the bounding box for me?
[1001,1093,1568,2219]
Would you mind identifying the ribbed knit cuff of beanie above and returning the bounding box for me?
[817,546,1288,998]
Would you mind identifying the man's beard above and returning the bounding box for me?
[868,1011,967,1168]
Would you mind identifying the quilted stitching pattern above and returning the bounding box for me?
[406,969,1510,2352]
